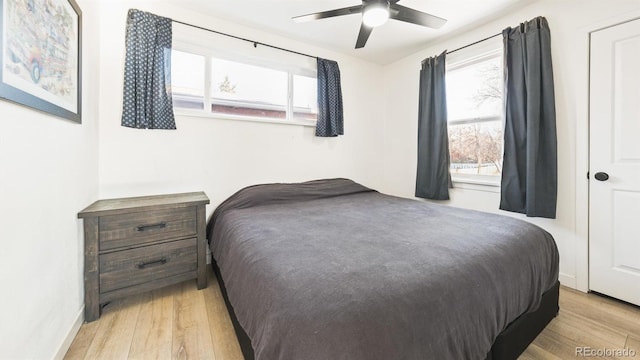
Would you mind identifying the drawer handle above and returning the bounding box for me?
[136,222,167,232]
[136,257,168,269]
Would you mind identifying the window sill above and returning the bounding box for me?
[452,178,500,193]
[174,109,317,128]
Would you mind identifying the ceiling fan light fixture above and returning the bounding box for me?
[291,0,447,49]
[362,0,389,27]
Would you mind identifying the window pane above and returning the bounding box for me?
[449,120,503,178]
[171,50,205,110]
[293,75,318,121]
[447,55,502,121]
[211,59,287,119]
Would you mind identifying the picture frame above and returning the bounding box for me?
[0,0,82,123]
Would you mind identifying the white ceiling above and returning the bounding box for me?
[172,0,535,64]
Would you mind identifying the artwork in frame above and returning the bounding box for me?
[0,0,81,123]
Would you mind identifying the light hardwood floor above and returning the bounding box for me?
[65,269,640,360]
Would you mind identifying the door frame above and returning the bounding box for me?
[575,11,640,292]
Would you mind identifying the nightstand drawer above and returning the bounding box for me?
[99,238,197,293]
[99,207,196,250]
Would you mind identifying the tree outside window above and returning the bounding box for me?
[446,51,503,183]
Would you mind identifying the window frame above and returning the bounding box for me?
[171,39,318,127]
[446,45,504,189]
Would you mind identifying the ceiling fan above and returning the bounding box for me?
[292,0,447,49]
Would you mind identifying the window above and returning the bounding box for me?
[171,28,318,125]
[446,47,503,185]
[172,50,205,110]
[293,74,319,121]
[210,58,288,119]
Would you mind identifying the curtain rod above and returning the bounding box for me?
[171,19,318,60]
[446,32,501,55]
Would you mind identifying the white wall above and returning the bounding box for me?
[0,0,100,358]
[97,0,386,213]
[381,0,640,291]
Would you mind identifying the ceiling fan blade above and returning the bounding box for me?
[389,4,447,29]
[355,23,373,49]
[292,5,362,23]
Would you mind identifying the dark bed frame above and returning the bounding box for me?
[212,260,559,360]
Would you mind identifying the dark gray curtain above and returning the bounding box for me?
[415,51,451,200]
[500,16,557,218]
[316,58,344,137]
[121,9,176,130]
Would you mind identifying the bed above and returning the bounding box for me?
[207,178,559,360]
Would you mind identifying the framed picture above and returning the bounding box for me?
[0,0,81,123]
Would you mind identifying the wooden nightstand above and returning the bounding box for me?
[78,192,210,322]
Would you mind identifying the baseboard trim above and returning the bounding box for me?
[54,306,84,360]
[559,272,577,290]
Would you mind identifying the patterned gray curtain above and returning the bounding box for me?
[415,51,451,200]
[121,9,176,129]
[316,58,344,137]
[500,17,557,218]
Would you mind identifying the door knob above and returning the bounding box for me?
[594,172,609,181]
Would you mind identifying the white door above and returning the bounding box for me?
[589,18,640,306]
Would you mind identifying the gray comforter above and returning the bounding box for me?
[208,179,559,360]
